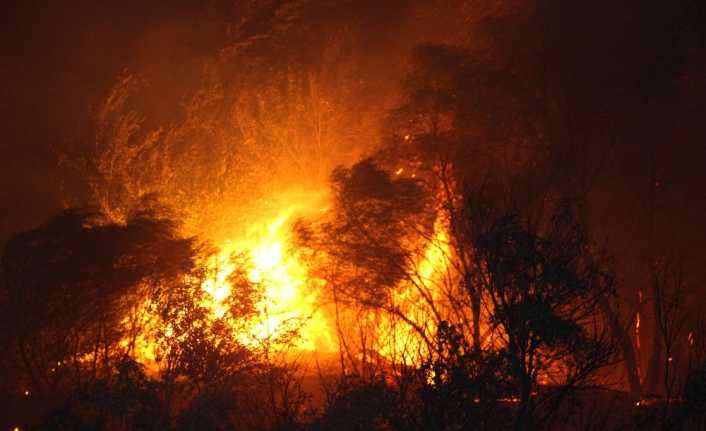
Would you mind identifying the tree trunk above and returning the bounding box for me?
[645,294,664,394]
[601,300,642,395]
[515,373,534,431]
[468,273,481,351]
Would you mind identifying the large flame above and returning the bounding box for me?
[202,200,335,353]
[121,185,462,369]
[198,189,458,365]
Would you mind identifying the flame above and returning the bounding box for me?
[203,203,334,353]
[113,193,336,369]
[376,214,453,363]
[115,187,467,369]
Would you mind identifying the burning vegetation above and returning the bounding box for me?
[2,0,706,430]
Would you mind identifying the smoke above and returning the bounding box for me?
[1,0,510,245]
[34,0,480,242]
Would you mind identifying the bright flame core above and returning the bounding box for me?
[125,189,463,369]
[203,203,334,353]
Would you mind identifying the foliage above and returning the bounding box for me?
[0,205,283,429]
[413,321,512,431]
[297,158,431,303]
[475,204,617,429]
[0,206,195,397]
[313,374,402,431]
[39,358,166,430]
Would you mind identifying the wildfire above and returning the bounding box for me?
[117,182,464,369]
[203,202,335,353]
[376,213,454,364]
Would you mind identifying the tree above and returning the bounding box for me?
[413,321,511,431]
[380,39,560,353]
[648,253,689,429]
[0,204,277,429]
[0,206,196,397]
[475,203,617,430]
[295,158,442,369]
[147,248,266,426]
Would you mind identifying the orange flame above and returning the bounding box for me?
[203,202,334,353]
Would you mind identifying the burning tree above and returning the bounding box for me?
[295,154,619,429]
[294,158,455,371]
[0,206,198,397]
[0,202,305,429]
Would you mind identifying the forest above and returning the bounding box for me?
[1,0,705,430]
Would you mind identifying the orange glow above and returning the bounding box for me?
[112,179,477,371]
[635,311,641,350]
[376,213,454,363]
[114,192,337,368]
[203,205,335,352]
[190,189,335,352]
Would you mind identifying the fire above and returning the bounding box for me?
[114,193,337,368]
[416,215,451,283]
[376,213,454,363]
[116,186,461,369]
[203,203,335,353]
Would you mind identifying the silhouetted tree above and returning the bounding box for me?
[413,321,511,431]
[475,203,617,430]
[295,158,439,368]
[313,374,402,431]
[39,357,166,430]
[0,206,196,401]
[0,204,279,430]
